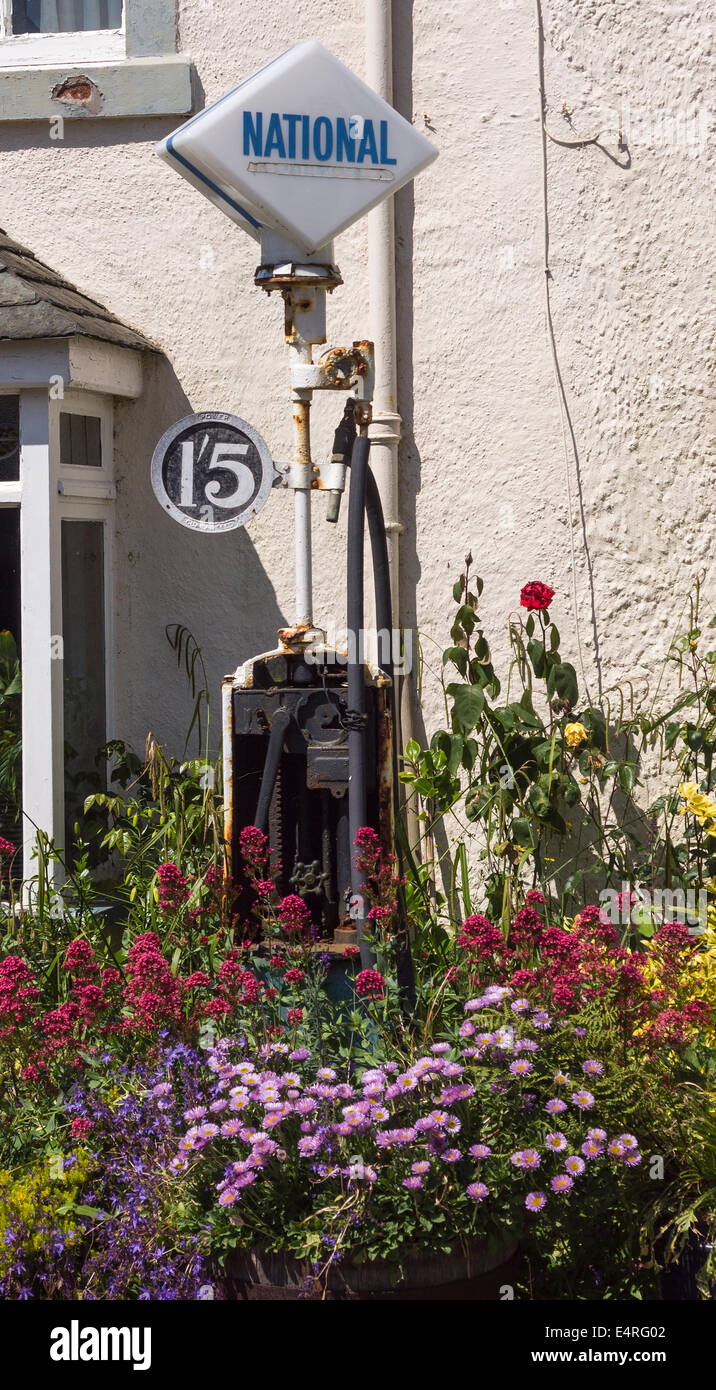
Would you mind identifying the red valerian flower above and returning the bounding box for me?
[520,581,555,612]
[355,969,385,997]
[277,894,312,937]
[0,837,15,859]
[157,862,190,914]
[457,914,508,959]
[525,889,547,908]
[184,971,211,991]
[238,825,270,876]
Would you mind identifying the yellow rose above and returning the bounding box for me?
[564,721,589,749]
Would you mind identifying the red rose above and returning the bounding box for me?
[520,581,555,612]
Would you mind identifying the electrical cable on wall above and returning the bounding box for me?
[534,0,605,704]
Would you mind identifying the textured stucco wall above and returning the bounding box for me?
[0,0,712,760]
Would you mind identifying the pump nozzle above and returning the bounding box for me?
[323,399,357,523]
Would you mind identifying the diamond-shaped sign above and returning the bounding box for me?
[157,40,438,256]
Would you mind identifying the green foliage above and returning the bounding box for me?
[0,629,21,824]
[401,562,716,932]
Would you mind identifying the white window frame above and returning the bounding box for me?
[0,0,190,120]
[2,385,116,881]
[0,2,125,68]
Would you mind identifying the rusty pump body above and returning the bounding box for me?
[222,240,396,959]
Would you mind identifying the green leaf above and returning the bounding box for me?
[527,639,546,679]
[619,764,636,794]
[527,782,551,818]
[447,683,485,732]
[547,661,579,708]
[442,645,468,676]
[511,818,533,847]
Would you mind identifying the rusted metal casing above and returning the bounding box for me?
[222,647,393,947]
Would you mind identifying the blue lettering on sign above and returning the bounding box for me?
[242,112,398,166]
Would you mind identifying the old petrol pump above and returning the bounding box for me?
[152,40,437,964]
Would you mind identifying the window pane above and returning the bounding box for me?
[0,509,22,872]
[12,1,123,34]
[0,397,20,483]
[61,519,106,842]
[60,411,102,468]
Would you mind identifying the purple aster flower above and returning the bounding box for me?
[550,1173,574,1193]
[582,1059,603,1075]
[183,1106,207,1122]
[587,1127,607,1142]
[298,1135,323,1157]
[509,1059,534,1076]
[607,1138,626,1157]
[525,1190,547,1212]
[533,1012,552,1030]
[431,1042,451,1054]
[220,1119,242,1137]
[289,1048,311,1061]
[546,1098,568,1115]
[623,1151,642,1167]
[469,1144,491,1159]
[466,1182,489,1201]
[217,1188,239,1206]
[565,1155,586,1176]
[411,1160,431,1174]
[403,1176,423,1190]
[581,1138,604,1159]
[619,1133,638,1149]
[151,1082,172,1097]
[545,1131,567,1152]
[573,1027,587,1037]
[571,1091,595,1110]
[440,1149,462,1163]
[510,997,530,1013]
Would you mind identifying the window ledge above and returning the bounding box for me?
[0,54,193,121]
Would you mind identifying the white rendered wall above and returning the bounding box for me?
[0,0,711,763]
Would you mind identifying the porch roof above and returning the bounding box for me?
[0,227,155,353]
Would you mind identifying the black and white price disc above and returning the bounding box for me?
[151,412,275,533]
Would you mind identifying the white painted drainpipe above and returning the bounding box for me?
[365,1,423,859]
[365,0,402,630]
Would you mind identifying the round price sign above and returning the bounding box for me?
[151,412,275,533]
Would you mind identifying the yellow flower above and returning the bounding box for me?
[564,721,589,749]
[679,782,716,834]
